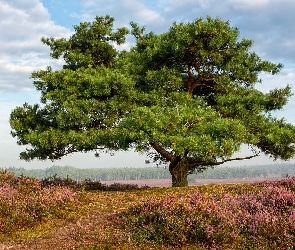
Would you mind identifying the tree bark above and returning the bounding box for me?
[169,157,189,187]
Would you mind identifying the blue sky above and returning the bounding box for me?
[1,0,295,169]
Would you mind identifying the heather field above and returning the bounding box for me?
[0,170,294,249]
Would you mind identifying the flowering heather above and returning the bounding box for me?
[125,177,295,249]
[0,170,81,234]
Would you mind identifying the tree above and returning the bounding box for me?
[10,15,295,187]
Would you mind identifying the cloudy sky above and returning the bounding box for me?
[1,0,295,169]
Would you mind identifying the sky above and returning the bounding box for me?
[1,0,295,169]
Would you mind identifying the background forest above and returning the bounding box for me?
[3,163,294,183]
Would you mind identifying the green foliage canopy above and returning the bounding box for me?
[10,15,295,186]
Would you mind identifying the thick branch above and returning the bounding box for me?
[150,142,175,162]
[192,82,214,90]
[188,153,260,170]
[185,67,214,96]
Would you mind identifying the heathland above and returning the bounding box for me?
[0,168,294,249]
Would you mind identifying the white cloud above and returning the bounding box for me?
[0,61,32,91]
[259,68,295,92]
[230,0,270,10]
[0,0,71,92]
[81,0,165,31]
[164,0,214,13]
[258,68,295,124]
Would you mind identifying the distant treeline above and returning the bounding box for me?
[2,165,171,182]
[194,163,295,179]
[2,163,295,182]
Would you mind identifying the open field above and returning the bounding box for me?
[0,173,294,249]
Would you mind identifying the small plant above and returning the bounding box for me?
[82,179,150,191]
[40,174,80,189]
[40,175,150,191]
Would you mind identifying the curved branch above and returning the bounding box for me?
[184,66,214,96]
[188,153,260,170]
[150,142,175,162]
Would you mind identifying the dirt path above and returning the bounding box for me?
[1,212,121,250]
[0,192,134,250]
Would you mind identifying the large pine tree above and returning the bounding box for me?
[10,16,295,187]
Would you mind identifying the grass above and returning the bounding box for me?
[0,170,294,249]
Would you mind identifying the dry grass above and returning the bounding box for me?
[0,187,194,250]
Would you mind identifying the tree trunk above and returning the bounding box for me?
[169,158,189,187]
